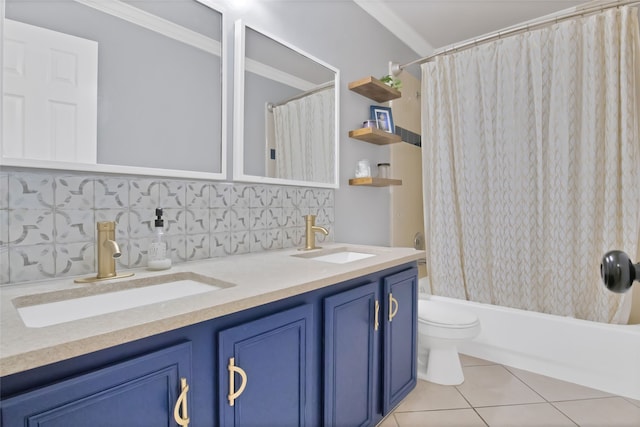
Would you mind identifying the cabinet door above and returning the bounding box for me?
[219,304,313,427]
[1,342,192,427]
[324,281,380,427]
[383,268,418,413]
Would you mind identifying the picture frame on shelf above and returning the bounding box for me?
[370,106,394,133]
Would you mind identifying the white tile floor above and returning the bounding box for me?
[380,355,640,427]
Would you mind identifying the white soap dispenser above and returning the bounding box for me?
[148,208,171,270]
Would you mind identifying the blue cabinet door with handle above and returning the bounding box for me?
[323,268,418,426]
[383,267,418,413]
[324,281,380,427]
[0,341,192,427]
[218,303,314,427]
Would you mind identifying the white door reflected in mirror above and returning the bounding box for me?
[3,19,98,164]
[2,0,225,180]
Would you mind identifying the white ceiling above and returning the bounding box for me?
[355,0,586,58]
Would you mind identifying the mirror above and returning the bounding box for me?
[233,20,339,188]
[2,0,225,180]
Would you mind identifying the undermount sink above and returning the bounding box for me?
[14,272,234,328]
[293,247,376,264]
[310,251,375,264]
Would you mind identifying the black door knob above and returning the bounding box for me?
[600,250,639,293]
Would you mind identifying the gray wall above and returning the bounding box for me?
[224,1,418,245]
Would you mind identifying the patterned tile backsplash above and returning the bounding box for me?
[0,169,334,285]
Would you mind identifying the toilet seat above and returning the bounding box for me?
[418,300,479,328]
[416,299,481,385]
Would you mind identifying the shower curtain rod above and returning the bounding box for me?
[267,81,334,111]
[391,0,640,75]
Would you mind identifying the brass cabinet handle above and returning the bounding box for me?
[228,357,248,407]
[374,300,380,331]
[389,293,399,322]
[173,377,190,426]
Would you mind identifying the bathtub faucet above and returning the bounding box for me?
[600,250,639,294]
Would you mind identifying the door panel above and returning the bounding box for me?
[3,19,98,163]
[324,281,379,427]
[383,268,418,413]
[219,303,313,427]
[1,342,192,427]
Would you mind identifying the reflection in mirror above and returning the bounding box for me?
[234,21,339,188]
[2,0,225,179]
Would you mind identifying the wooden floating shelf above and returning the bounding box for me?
[348,76,401,103]
[349,177,402,187]
[348,127,402,145]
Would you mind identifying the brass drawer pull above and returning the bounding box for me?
[389,293,398,322]
[173,377,190,426]
[374,300,380,331]
[228,357,248,406]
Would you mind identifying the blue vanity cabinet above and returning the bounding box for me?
[0,341,193,427]
[382,267,418,413]
[218,304,314,427]
[324,281,380,427]
[323,267,418,427]
[1,262,418,427]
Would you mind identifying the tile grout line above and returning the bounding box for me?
[546,400,581,427]
[471,363,587,427]
[501,364,583,426]
[502,364,550,403]
[452,366,490,427]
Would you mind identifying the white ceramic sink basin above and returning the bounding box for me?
[293,247,376,264]
[14,272,234,328]
[310,251,375,264]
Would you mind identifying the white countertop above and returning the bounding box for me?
[0,244,424,377]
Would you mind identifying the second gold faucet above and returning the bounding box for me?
[302,215,328,251]
[75,221,134,283]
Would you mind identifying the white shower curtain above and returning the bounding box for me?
[421,6,640,323]
[273,87,334,183]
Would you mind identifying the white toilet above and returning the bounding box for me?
[417,299,481,385]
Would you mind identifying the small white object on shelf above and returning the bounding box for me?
[355,159,371,178]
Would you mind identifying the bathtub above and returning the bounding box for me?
[420,283,640,400]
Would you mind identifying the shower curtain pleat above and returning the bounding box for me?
[421,6,640,323]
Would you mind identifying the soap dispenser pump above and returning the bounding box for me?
[148,208,171,270]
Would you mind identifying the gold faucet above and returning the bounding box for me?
[75,221,134,283]
[301,215,329,251]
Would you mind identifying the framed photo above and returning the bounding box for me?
[370,106,394,133]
